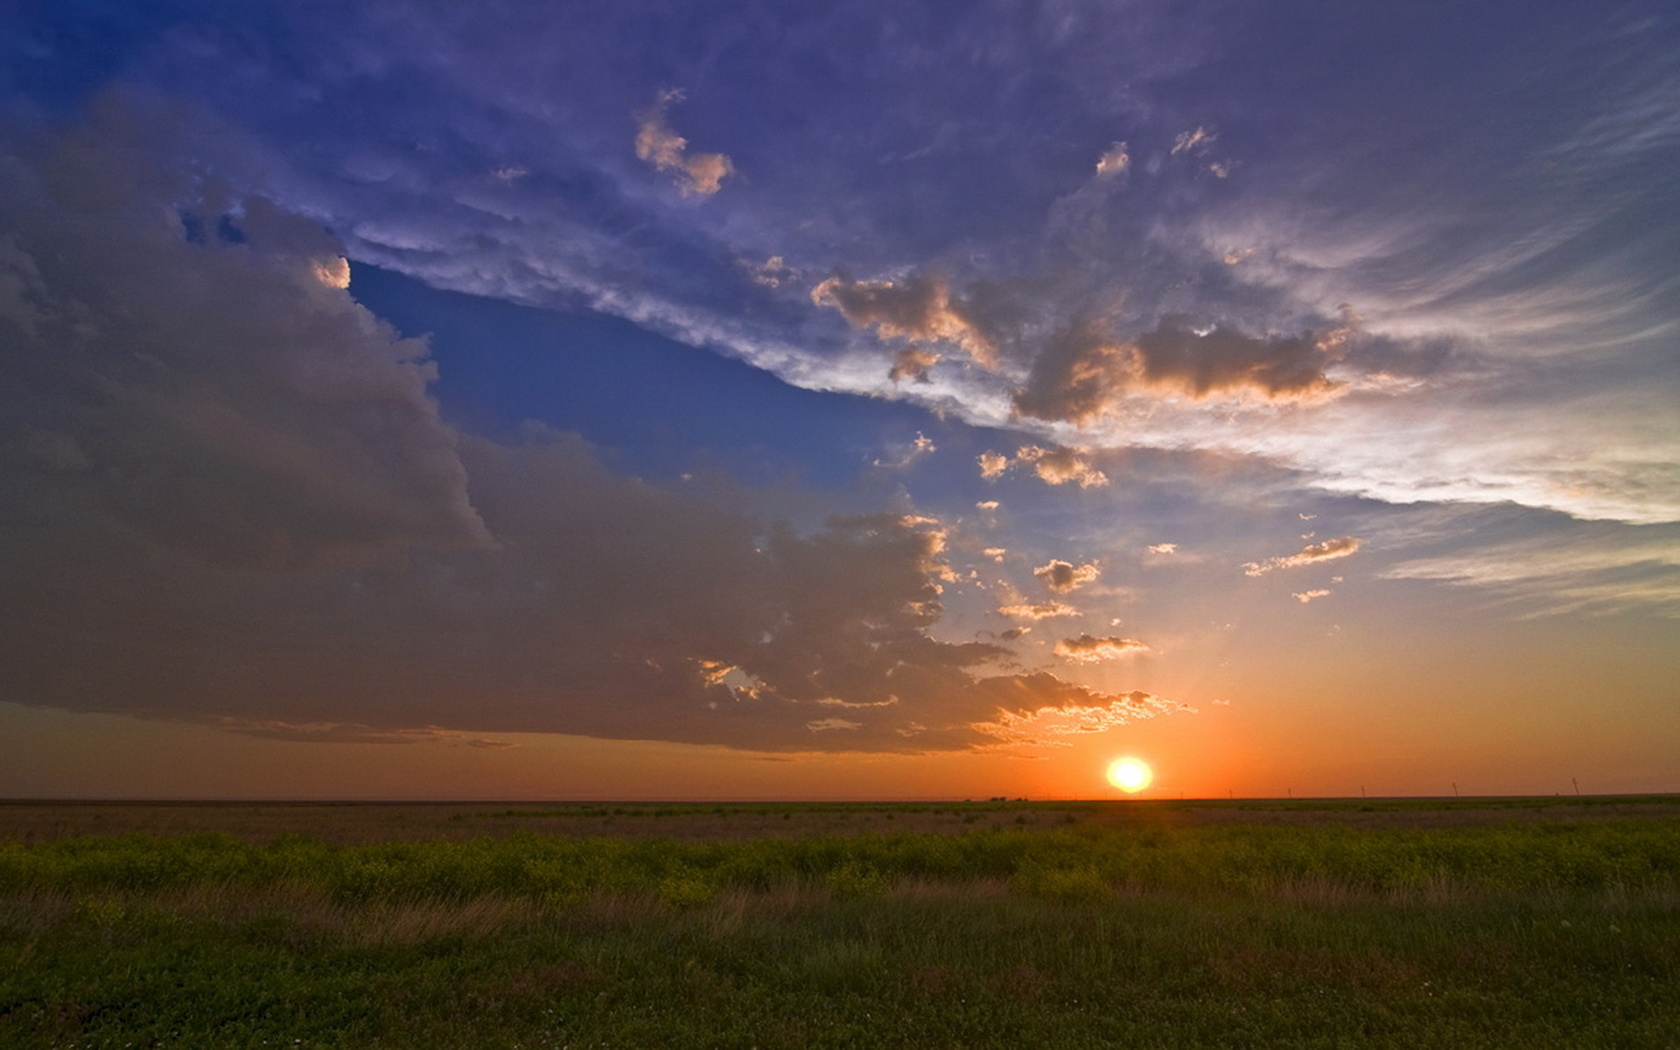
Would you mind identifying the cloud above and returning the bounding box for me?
[1015,446,1109,488]
[812,272,998,368]
[1015,317,1345,424]
[1148,543,1178,555]
[982,445,1108,488]
[1053,635,1149,662]
[978,451,1012,479]
[998,601,1080,620]
[1033,559,1100,593]
[0,103,1194,755]
[972,684,1183,745]
[1095,141,1130,177]
[1378,524,1680,617]
[0,99,490,570]
[872,431,936,469]
[634,90,734,196]
[1292,589,1331,603]
[1244,537,1362,576]
[1171,126,1215,157]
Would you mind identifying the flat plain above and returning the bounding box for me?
[2,796,1677,1048]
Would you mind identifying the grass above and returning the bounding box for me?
[1,801,1677,1047]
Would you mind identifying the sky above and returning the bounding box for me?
[1,0,1676,800]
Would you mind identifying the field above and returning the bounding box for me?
[2,797,1677,1048]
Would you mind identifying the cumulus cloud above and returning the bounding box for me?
[1016,446,1109,488]
[812,272,998,368]
[981,445,1108,488]
[0,100,490,570]
[1033,559,1100,593]
[1244,537,1362,576]
[1053,635,1149,662]
[1015,317,1345,424]
[634,90,734,196]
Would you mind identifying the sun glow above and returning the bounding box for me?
[1107,756,1153,794]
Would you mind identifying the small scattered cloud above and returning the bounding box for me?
[806,718,863,732]
[1148,542,1178,555]
[975,500,1000,511]
[1053,634,1149,662]
[1171,126,1216,157]
[977,443,1113,489]
[635,90,734,197]
[749,255,794,288]
[1095,141,1130,177]
[872,431,936,469]
[998,600,1080,620]
[1016,446,1109,488]
[1292,589,1332,603]
[1244,537,1362,576]
[983,547,1007,562]
[1033,559,1100,593]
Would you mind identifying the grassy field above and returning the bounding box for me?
[1,798,1677,1048]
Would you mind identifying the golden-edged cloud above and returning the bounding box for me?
[1015,316,1346,424]
[1053,634,1149,662]
[1033,559,1100,593]
[979,445,1109,488]
[812,272,998,369]
[635,90,734,197]
[998,600,1080,620]
[1244,537,1362,576]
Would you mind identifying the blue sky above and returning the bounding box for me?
[0,1,1675,797]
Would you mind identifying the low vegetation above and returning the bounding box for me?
[2,801,1676,1047]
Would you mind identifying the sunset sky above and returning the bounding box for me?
[2,1,1676,800]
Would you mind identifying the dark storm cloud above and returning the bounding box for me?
[0,97,490,568]
[0,103,1176,752]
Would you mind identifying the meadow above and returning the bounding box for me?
[1,797,1677,1048]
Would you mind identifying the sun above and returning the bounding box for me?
[1106,757,1153,794]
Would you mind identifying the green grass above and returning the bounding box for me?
[2,813,1678,1047]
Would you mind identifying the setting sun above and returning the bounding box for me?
[1107,757,1153,794]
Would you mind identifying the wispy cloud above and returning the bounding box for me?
[1244,537,1362,576]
